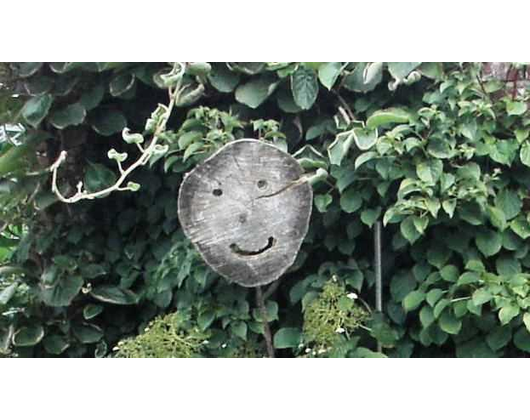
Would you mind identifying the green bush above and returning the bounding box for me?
[1,62,530,357]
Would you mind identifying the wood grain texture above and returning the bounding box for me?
[178,139,313,287]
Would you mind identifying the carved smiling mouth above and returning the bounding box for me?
[230,237,276,256]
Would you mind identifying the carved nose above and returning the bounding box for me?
[238,213,247,224]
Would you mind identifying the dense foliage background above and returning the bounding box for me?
[1,62,530,358]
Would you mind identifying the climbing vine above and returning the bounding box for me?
[1,62,530,357]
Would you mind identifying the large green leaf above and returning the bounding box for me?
[387,62,421,80]
[416,159,443,184]
[273,327,302,349]
[475,228,502,257]
[49,103,86,129]
[344,63,382,93]
[208,64,240,93]
[495,190,522,221]
[72,323,103,343]
[352,128,378,150]
[291,67,319,110]
[235,75,278,109]
[40,275,84,307]
[91,110,127,136]
[90,285,138,305]
[366,108,410,130]
[43,335,70,355]
[318,62,343,90]
[403,290,425,312]
[0,283,17,305]
[13,325,44,347]
[21,94,53,128]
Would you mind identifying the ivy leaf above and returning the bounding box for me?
[439,310,462,335]
[514,327,530,352]
[499,304,520,325]
[416,159,443,184]
[40,275,84,307]
[403,290,425,312]
[18,62,43,77]
[426,289,445,307]
[0,283,17,305]
[21,94,53,128]
[400,216,421,244]
[486,326,511,351]
[318,62,342,90]
[458,272,480,286]
[230,321,247,340]
[355,152,378,170]
[420,306,435,328]
[90,286,138,305]
[496,256,521,277]
[486,206,507,231]
[387,62,421,80]
[83,304,103,320]
[440,265,459,283]
[273,327,302,349]
[507,101,527,116]
[427,138,454,159]
[352,127,378,150]
[328,131,355,166]
[291,67,319,110]
[110,73,136,97]
[235,75,278,109]
[366,108,410,130]
[80,84,105,111]
[361,208,381,227]
[510,217,530,239]
[314,194,332,213]
[475,228,502,257]
[495,190,522,221]
[368,313,398,347]
[12,325,44,347]
[49,103,86,129]
[344,63,382,93]
[208,64,240,93]
[340,188,362,213]
[520,142,530,167]
[72,323,103,344]
[43,335,70,355]
[91,110,127,136]
[442,199,457,218]
[472,289,492,306]
[433,298,450,318]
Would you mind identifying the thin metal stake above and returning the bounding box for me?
[374,221,383,353]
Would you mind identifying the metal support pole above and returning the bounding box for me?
[374,221,383,352]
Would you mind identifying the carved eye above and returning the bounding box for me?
[212,189,223,196]
[257,180,267,189]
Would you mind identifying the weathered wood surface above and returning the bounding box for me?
[178,139,313,287]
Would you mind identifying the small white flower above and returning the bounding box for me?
[347,292,358,300]
[317,348,327,355]
[221,343,227,349]
[335,327,345,334]
[305,348,311,353]
[112,346,119,351]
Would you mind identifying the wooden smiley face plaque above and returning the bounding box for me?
[177,139,313,287]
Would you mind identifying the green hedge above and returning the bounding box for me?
[1,62,530,357]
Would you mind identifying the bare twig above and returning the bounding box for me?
[50,62,186,204]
